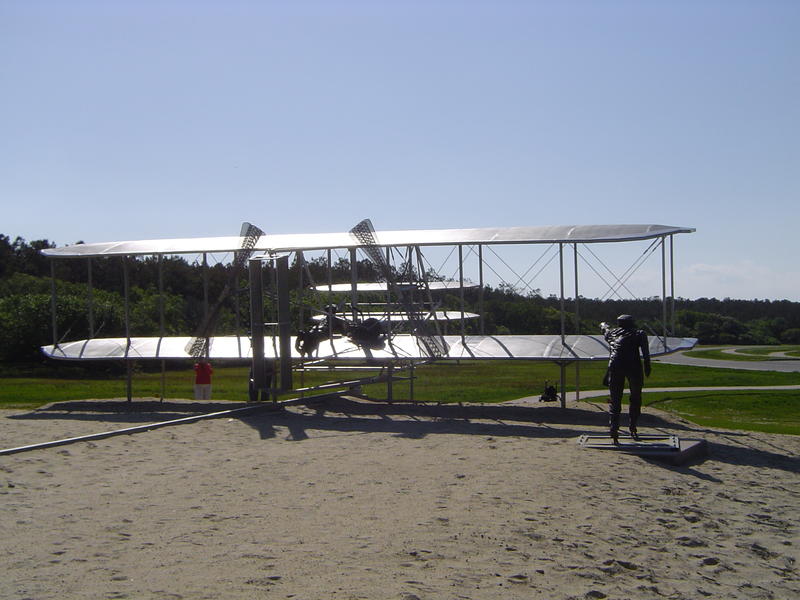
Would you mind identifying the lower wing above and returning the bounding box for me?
[42,334,697,362]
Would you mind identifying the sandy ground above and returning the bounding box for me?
[1,396,798,600]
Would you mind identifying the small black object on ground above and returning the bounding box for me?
[539,381,559,402]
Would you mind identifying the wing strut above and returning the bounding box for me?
[186,222,264,359]
[349,219,448,359]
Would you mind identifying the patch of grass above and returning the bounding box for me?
[643,390,800,435]
[646,362,800,387]
[361,361,569,404]
[0,378,127,409]
[0,367,248,410]
[588,390,800,435]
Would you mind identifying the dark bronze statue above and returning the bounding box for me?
[601,314,651,443]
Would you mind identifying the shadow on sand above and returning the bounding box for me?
[5,396,798,474]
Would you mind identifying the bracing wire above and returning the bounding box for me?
[578,239,660,301]
[481,249,535,296]
[516,244,560,294]
[443,244,478,284]
[434,245,457,277]
[483,245,554,297]
[599,241,660,301]
[576,248,623,300]
[599,239,660,298]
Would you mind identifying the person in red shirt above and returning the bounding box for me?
[193,359,213,400]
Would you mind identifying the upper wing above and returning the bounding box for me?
[42,224,696,257]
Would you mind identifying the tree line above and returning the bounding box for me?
[2,234,799,362]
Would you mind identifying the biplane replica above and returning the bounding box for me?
[40,220,697,406]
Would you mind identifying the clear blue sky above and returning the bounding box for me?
[2,0,798,300]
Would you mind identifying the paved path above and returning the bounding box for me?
[720,347,799,359]
[654,349,800,372]
[514,384,800,404]
[765,351,798,358]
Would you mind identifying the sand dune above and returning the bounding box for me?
[1,396,798,599]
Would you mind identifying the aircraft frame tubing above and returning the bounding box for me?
[42,225,689,407]
[0,394,342,457]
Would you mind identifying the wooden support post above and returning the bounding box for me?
[459,244,465,341]
[202,252,209,359]
[87,257,94,338]
[297,251,305,328]
[386,246,392,336]
[235,257,242,359]
[559,243,565,343]
[559,244,566,409]
[158,254,165,401]
[349,247,358,321]
[249,257,267,397]
[661,237,668,350]
[49,260,58,349]
[478,244,484,335]
[276,255,292,394]
[670,234,676,336]
[123,256,132,402]
[573,243,580,403]
[327,248,333,303]
[327,248,337,357]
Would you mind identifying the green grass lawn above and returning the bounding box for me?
[2,360,799,434]
[641,390,800,435]
[0,366,269,410]
[587,390,800,435]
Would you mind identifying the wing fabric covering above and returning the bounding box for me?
[42,335,697,361]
